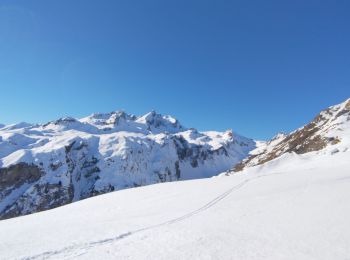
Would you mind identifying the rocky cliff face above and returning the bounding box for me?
[232,98,350,172]
[0,111,255,220]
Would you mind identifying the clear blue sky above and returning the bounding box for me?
[0,0,349,139]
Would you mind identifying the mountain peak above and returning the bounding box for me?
[233,99,350,172]
[1,122,34,131]
[342,97,350,110]
[136,111,185,134]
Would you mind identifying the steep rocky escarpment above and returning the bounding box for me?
[0,163,44,219]
[0,163,42,190]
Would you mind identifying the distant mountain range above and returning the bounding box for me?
[0,110,255,219]
[0,98,349,220]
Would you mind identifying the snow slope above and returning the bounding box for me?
[0,111,256,219]
[0,142,349,259]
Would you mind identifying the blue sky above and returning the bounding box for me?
[0,0,349,139]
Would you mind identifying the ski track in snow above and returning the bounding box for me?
[24,171,289,260]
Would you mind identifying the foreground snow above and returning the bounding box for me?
[0,147,349,259]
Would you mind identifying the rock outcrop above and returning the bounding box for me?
[233,98,350,172]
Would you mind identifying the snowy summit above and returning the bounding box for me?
[0,110,255,219]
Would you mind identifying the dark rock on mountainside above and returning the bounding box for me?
[0,163,44,219]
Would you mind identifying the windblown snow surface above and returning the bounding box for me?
[0,140,349,259]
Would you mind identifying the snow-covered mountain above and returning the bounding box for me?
[1,99,350,259]
[0,123,349,259]
[232,98,350,172]
[0,111,256,220]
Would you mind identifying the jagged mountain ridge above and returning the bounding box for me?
[232,98,350,172]
[0,111,256,220]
